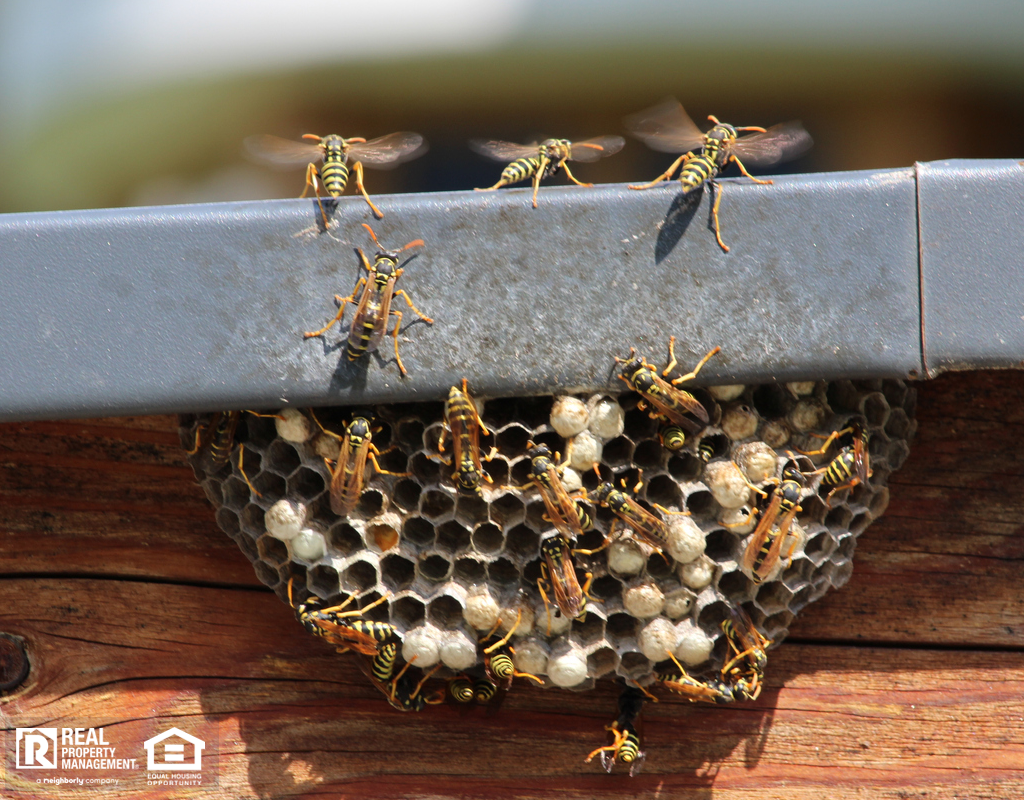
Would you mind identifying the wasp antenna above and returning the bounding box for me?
[400,238,425,253]
[361,223,383,248]
[301,133,322,141]
[287,576,296,607]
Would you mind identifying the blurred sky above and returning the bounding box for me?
[1,0,1022,211]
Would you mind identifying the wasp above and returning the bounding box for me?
[471,135,624,208]
[657,653,740,704]
[617,337,718,432]
[720,607,771,701]
[303,224,433,378]
[518,443,593,542]
[310,410,408,518]
[738,466,803,584]
[436,378,495,497]
[625,98,812,251]
[448,675,499,706]
[482,610,544,691]
[538,536,594,632]
[576,479,685,557]
[797,422,872,507]
[288,578,395,656]
[187,410,283,495]
[244,131,425,223]
[371,658,444,712]
[585,684,648,776]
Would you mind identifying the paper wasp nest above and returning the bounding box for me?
[180,378,914,690]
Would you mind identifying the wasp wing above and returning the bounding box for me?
[469,139,541,162]
[243,134,324,167]
[569,135,626,162]
[728,121,813,168]
[347,131,427,169]
[624,98,706,154]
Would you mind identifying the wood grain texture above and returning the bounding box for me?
[0,371,1022,799]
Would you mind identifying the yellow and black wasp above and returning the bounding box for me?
[481,610,544,691]
[244,131,425,223]
[288,577,395,656]
[617,337,719,433]
[577,479,684,557]
[187,409,283,495]
[370,658,444,713]
[797,421,872,507]
[436,378,495,497]
[471,135,624,208]
[585,683,647,776]
[310,410,408,518]
[448,675,499,706]
[303,224,433,377]
[625,98,812,251]
[518,443,593,542]
[538,535,594,632]
[720,606,771,701]
[739,464,804,584]
[656,653,752,704]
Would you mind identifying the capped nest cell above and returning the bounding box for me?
[180,377,915,691]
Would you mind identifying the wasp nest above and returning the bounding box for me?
[181,378,914,690]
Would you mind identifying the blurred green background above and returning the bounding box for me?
[1,0,1022,213]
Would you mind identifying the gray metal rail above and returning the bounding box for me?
[0,159,1020,422]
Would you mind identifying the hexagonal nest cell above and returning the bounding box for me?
[180,378,915,693]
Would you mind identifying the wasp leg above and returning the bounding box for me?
[729,155,774,185]
[366,447,411,478]
[351,160,384,220]
[319,591,390,620]
[387,309,410,377]
[301,162,331,229]
[573,520,618,557]
[483,609,523,653]
[561,161,593,188]
[629,153,691,190]
[585,725,629,764]
[237,445,261,498]
[666,342,722,385]
[581,572,596,601]
[794,429,846,458]
[531,155,549,208]
[186,427,203,456]
[303,283,364,339]
[476,173,513,191]
[708,181,730,252]
[391,289,434,325]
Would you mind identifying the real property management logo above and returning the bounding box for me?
[13,724,207,782]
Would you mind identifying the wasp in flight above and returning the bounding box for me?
[538,535,594,632]
[244,131,425,223]
[625,98,812,251]
[471,135,624,208]
[288,578,395,656]
[617,337,718,433]
[303,224,433,377]
[739,465,804,584]
[518,442,593,542]
[310,410,408,518]
[585,683,648,777]
[798,421,872,507]
[435,378,495,497]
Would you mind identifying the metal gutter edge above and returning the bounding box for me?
[0,161,989,422]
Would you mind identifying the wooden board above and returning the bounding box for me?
[1,371,1023,799]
